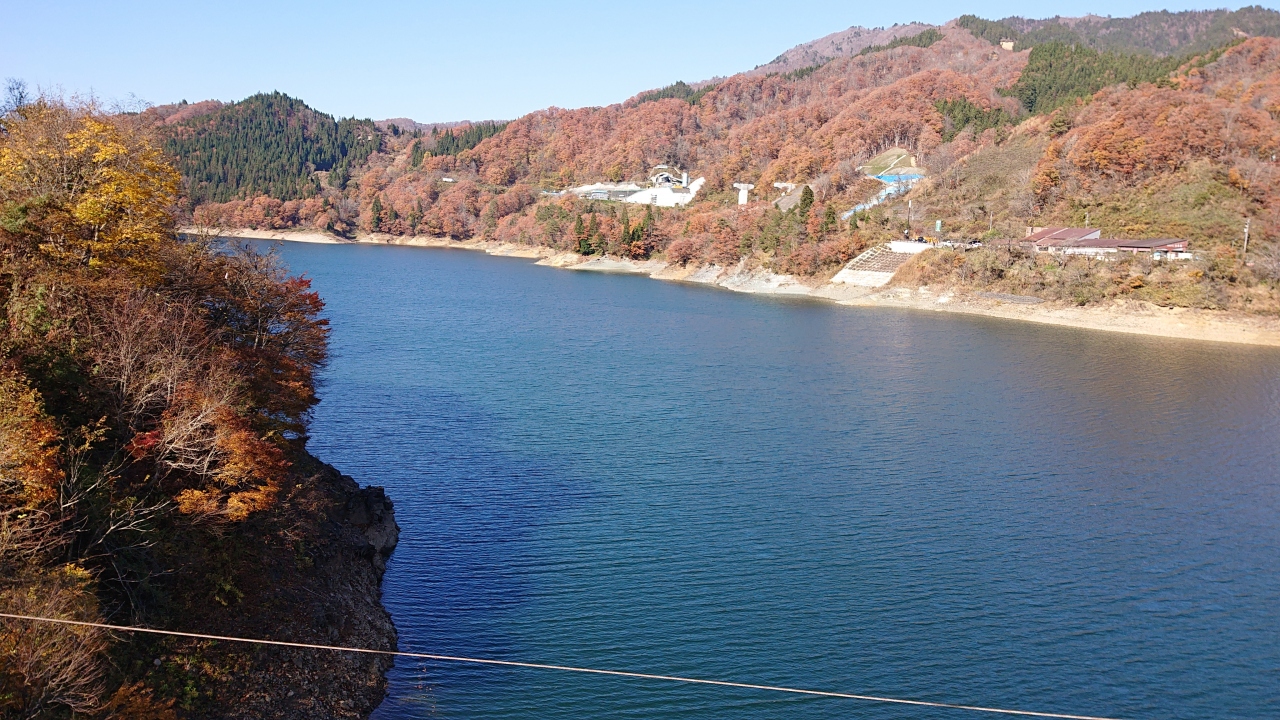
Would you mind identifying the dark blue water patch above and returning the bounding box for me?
[264,241,1280,720]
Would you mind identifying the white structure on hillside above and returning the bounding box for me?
[649,165,688,187]
[567,165,705,207]
[624,177,705,207]
[733,183,755,205]
[567,181,644,201]
[830,241,933,287]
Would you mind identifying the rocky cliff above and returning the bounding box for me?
[132,455,401,719]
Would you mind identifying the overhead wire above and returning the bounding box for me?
[0,612,1127,720]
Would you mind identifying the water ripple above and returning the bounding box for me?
[267,243,1280,720]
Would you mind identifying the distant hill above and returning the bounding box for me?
[958,6,1280,55]
[163,10,1280,212]
[374,117,473,135]
[169,9,1280,311]
[751,22,935,75]
[157,92,381,204]
[149,99,224,125]
[620,23,942,107]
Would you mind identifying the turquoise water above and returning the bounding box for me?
[269,242,1280,720]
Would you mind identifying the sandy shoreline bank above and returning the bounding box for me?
[194,227,1280,347]
[190,227,555,258]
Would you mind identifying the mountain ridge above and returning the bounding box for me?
[751,22,937,76]
[163,9,1280,315]
[152,8,1280,139]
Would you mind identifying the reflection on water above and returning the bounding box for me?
[268,242,1280,720]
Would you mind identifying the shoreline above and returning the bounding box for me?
[195,228,1280,348]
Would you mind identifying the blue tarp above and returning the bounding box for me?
[841,174,923,219]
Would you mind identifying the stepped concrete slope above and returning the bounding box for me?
[830,244,921,287]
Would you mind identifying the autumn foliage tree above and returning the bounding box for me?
[0,95,329,715]
[0,102,178,276]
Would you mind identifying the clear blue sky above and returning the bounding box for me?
[2,1,1272,122]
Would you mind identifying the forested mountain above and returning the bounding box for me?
[425,121,508,156]
[1005,42,1189,113]
[158,92,381,204]
[172,8,1280,313]
[632,80,718,106]
[958,6,1280,55]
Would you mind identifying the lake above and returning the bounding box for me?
[267,241,1280,720]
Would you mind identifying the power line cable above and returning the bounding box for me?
[0,612,1126,720]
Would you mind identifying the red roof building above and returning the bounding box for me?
[1114,239,1189,253]
[1025,227,1102,242]
[1025,227,1104,253]
[1020,228,1191,257]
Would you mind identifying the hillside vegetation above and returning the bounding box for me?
[1,95,395,718]
[170,10,1280,313]
[958,6,1280,55]
[1005,42,1190,113]
[752,22,936,75]
[161,92,381,204]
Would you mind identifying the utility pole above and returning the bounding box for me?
[1243,217,1251,259]
[1084,212,1089,228]
[907,199,912,238]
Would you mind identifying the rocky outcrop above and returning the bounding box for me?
[225,461,401,719]
[344,482,399,577]
[152,456,400,719]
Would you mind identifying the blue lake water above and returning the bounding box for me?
[267,241,1280,720]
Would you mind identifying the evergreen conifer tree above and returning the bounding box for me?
[408,199,422,233]
[586,213,600,255]
[821,205,837,234]
[798,186,815,217]
[574,215,590,254]
[370,196,383,232]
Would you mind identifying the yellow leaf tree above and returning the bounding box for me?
[0,100,178,277]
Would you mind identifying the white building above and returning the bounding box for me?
[623,177,706,207]
[567,166,706,207]
[566,181,644,201]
